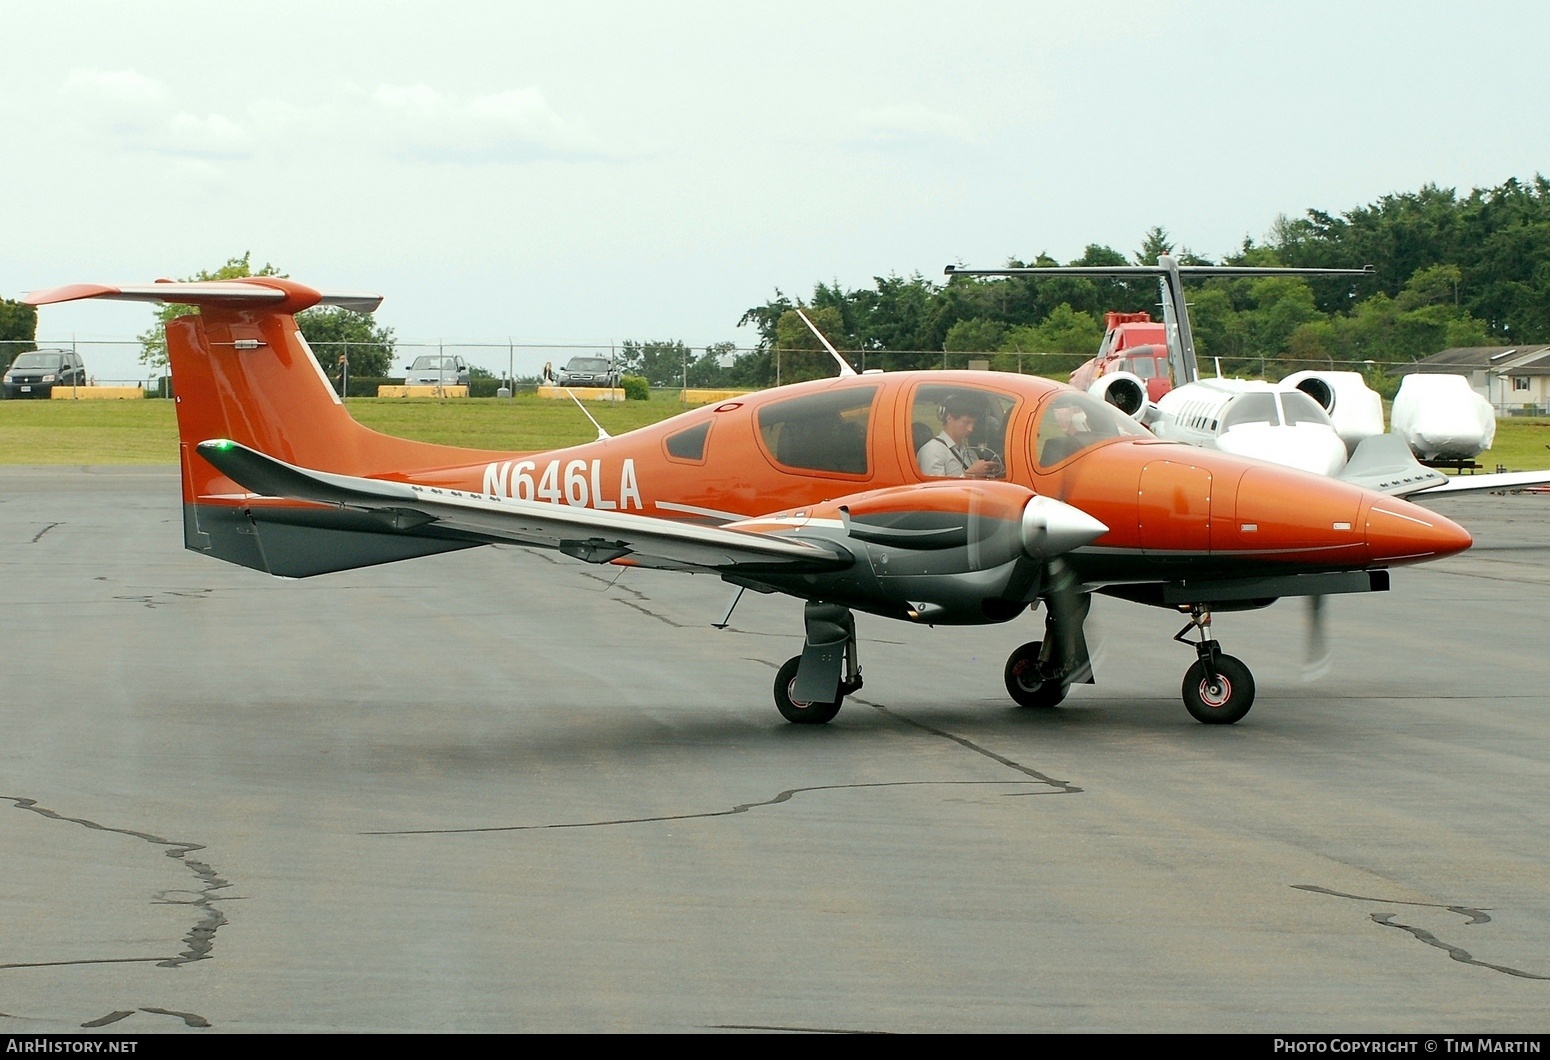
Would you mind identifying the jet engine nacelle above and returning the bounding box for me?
[1088,371,1149,422]
[1280,370,1384,455]
[1390,373,1496,461]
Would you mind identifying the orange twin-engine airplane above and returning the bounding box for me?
[25,277,1473,726]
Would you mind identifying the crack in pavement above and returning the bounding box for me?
[1294,884,1492,924]
[1,797,232,971]
[364,780,1045,836]
[610,596,685,627]
[111,588,213,610]
[1371,915,1550,981]
[30,522,61,543]
[851,697,1082,795]
[578,570,650,600]
[81,1011,133,1028]
[0,957,170,971]
[743,660,1080,794]
[1295,884,1549,980]
[140,1006,212,1028]
[709,1024,888,1034]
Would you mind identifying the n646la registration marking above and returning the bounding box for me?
[482,458,642,510]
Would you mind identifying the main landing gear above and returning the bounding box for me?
[1003,588,1092,710]
[1174,604,1256,724]
[1003,641,1069,709]
[774,601,862,725]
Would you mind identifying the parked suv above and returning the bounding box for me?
[3,349,87,398]
[556,355,620,388]
[403,355,471,387]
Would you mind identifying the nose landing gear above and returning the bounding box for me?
[1174,605,1256,724]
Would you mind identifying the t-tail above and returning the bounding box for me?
[945,257,1375,387]
[23,278,511,576]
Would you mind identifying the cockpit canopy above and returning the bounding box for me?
[1034,391,1151,468]
[1220,390,1334,432]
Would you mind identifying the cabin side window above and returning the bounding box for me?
[911,384,1016,480]
[757,386,877,476]
[665,420,711,462]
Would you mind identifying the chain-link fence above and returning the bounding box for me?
[1,335,1457,398]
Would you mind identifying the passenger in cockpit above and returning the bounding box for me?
[917,394,1003,479]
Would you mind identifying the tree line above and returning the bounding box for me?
[722,175,1550,388]
[5,175,1544,390]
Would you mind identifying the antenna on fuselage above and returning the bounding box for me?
[564,387,611,440]
[794,308,857,378]
[944,259,1374,386]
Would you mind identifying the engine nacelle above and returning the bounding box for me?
[1089,371,1149,421]
[1391,373,1495,460]
[1280,370,1384,455]
[741,481,1109,625]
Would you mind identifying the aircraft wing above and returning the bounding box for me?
[1406,468,1550,497]
[1336,433,1550,498]
[196,440,852,573]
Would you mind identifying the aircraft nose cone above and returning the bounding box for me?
[1022,495,1109,558]
[1365,499,1472,565]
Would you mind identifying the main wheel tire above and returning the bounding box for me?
[774,655,843,724]
[1182,654,1256,724]
[1004,641,1068,709]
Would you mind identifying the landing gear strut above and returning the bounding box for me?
[775,601,862,725]
[1002,588,1092,709]
[1174,605,1256,724]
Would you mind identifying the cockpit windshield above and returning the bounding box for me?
[1219,393,1280,431]
[1033,391,1149,468]
[1280,391,1333,426]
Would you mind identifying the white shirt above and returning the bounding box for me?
[918,431,971,477]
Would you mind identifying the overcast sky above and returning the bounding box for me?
[4,1,1547,380]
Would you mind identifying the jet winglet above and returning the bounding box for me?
[1337,434,1448,496]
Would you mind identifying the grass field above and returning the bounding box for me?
[0,395,697,464]
[5,395,1550,472]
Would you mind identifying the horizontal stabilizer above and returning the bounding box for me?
[196,440,852,574]
[1337,434,1448,496]
[24,279,382,314]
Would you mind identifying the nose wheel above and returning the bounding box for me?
[1175,606,1256,724]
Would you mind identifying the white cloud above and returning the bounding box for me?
[852,104,980,146]
[53,71,618,167]
[64,68,168,103]
[165,111,251,159]
[367,83,612,162]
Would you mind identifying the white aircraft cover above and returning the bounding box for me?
[1391,374,1495,460]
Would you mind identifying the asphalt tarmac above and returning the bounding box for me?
[1,467,1547,1033]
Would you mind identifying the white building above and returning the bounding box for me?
[1398,345,1550,415]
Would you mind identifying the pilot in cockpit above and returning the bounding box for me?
[917,394,1004,479]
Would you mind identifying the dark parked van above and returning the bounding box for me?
[3,349,87,398]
